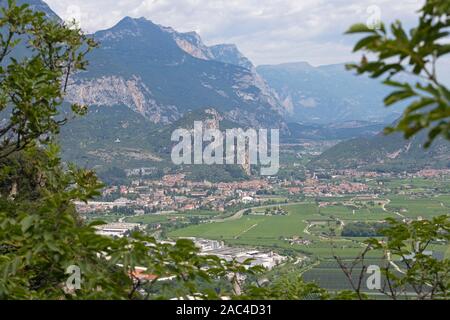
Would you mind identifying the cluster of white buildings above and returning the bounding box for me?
[186,238,287,270]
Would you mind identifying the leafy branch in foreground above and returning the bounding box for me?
[0,0,96,159]
[335,215,449,300]
[346,0,450,147]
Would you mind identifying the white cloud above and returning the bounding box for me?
[45,0,429,67]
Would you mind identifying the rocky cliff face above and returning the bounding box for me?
[209,44,254,70]
[165,28,287,123]
[66,75,180,124]
[164,29,254,70]
[166,29,215,61]
[203,108,223,130]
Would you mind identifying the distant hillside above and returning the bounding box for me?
[60,105,250,181]
[285,121,385,142]
[141,107,242,156]
[257,62,403,124]
[59,104,162,169]
[309,130,450,171]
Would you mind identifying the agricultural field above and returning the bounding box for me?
[385,195,450,219]
[380,177,450,191]
[319,203,390,221]
[303,245,449,293]
[301,259,394,293]
[171,204,315,241]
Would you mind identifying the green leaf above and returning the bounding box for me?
[353,35,380,51]
[20,215,35,233]
[384,90,416,106]
[437,44,450,57]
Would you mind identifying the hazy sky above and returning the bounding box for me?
[45,0,450,81]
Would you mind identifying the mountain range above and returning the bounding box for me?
[65,16,287,130]
[10,0,404,128]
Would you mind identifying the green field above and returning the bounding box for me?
[386,195,449,218]
[301,259,391,292]
[171,203,316,236]
[366,177,450,190]
[319,204,390,221]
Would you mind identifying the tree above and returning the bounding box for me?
[0,0,96,159]
[346,0,450,147]
[334,1,450,299]
[335,216,449,300]
[0,1,258,300]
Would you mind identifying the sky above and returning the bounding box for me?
[44,0,449,82]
